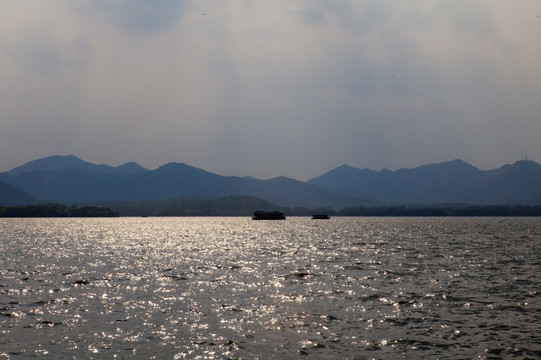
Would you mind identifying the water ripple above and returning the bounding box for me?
[1,217,540,359]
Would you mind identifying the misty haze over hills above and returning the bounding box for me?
[1,155,540,208]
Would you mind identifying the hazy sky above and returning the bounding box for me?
[1,1,540,180]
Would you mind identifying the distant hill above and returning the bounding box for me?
[1,157,353,207]
[309,159,541,205]
[2,155,540,207]
[6,155,148,176]
[0,181,37,206]
[454,160,541,205]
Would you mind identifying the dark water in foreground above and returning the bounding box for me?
[1,217,540,359]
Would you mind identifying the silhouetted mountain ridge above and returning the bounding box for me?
[7,155,148,176]
[1,156,540,207]
[309,159,541,205]
[1,157,353,207]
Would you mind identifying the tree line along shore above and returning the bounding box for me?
[1,200,541,217]
[0,204,119,217]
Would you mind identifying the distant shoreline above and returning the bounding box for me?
[2,203,540,217]
[0,204,119,218]
[332,205,541,217]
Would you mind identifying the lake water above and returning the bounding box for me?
[1,217,540,359]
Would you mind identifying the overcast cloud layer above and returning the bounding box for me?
[1,1,540,180]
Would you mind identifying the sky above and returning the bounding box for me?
[1,1,540,180]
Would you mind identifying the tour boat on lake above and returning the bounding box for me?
[252,211,286,220]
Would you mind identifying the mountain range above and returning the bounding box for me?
[308,159,541,205]
[1,155,540,208]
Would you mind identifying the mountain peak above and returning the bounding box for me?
[513,159,539,167]
[6,155,147,176]
[413,158,475,170]
[7,155,89,176]
[114,162,148,174]
[157,162,189,170]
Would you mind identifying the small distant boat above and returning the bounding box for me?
[312,214,330,219]
[252,211,286,220]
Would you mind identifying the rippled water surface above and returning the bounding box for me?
[1,217,540,359]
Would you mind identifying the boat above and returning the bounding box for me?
[252,211,286,220]
[312,214,330,219]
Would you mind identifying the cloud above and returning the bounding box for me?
[0,1,540,179]
[0,8,91,95]
[295,7,326,25]
[88,0,189,33]
[1,22,91,77]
